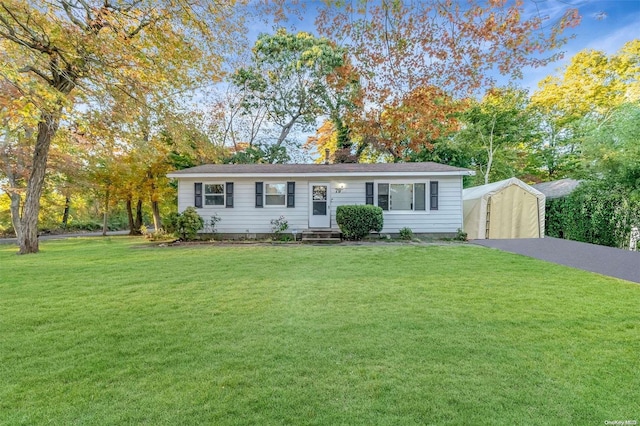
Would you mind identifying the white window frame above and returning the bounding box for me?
[375,181,428,213]
[264,182,287,207]
[204,183,225,207]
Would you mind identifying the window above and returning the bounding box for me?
[256,182,295,208]
[205,184,225,206]
[377,183,427,211]
[195,182,233,208]
[265,183,286,206]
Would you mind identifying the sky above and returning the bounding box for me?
[244,0,640,94]
[518,0,640,92]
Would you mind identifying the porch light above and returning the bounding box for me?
[335,183,346,193]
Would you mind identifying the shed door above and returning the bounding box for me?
[309,183,330,228]
[488,185,540,238]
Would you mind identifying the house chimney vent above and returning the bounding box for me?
[324,148,330,165]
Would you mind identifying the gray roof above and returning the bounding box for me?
[168,162,472,176]
[531,179,581,199]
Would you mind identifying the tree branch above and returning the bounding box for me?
[18,65,53,85]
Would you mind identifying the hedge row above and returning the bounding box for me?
[545,181,640,249]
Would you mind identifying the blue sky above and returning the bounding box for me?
[244,0,640,94]
[519,0,640,92]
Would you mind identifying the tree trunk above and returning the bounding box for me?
[149,178,162,231]
[126,198,136,235]
[61,196,71,229]
[134,199,143,234]
[18,114,59,254]
[7,192,22,242]
[102,189,110,236]
[151,199,162,231]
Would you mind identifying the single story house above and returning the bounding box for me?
[167,162,474,238]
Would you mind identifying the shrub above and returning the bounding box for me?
[455,228,468,241]
[163,207,204,241]
[399,227,413,240]
[204,214,221,234]
[336,205,384,240]
[270,216,289,240]
[545,180,640,248]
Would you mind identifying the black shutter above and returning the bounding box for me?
[415,183,426,211]
[287,182,295,208]
[430,181,439,210]
[194,182,203,208]
[225,182,234,208]
[255,182,263,208]
[365,182,374,205]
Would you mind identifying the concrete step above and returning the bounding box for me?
[301,230,342,243]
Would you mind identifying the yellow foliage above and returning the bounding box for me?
[305,120,338,164]
[532,40,640,122]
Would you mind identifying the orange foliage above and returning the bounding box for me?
[352,86,465,161]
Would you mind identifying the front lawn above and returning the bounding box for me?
[0,238,638,425]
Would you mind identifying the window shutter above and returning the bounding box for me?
[255,182,263,208]
[225,182,234,208]
[415,183,426,211]
[194,182,203,208]
[287,182,295,208]
[365,182,374,205]
[377,183,389,211]
[430,181,439,210]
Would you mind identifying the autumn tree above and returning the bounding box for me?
[0,0,242,253]
[314,0,580,159]
[355,85,463,162]
[530,40,640,180]
[0,80,35,240]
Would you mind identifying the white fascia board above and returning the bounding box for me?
[167,170,475,179]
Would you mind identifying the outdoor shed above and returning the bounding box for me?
[463,177,545,240]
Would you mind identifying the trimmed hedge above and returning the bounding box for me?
[336,205,384,240]
[545,180,640,249]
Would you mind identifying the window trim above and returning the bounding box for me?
[264,182,287,207]
[196,181,235,209]
[375,181,430,213]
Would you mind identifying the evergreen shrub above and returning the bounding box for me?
[164,207,204,240]
[336,205,384,240]
[545,180,640,248]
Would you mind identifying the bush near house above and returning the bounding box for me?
[336,205,384,240]
[164,207,204,240]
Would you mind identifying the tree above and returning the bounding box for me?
[232,29,348,160]
[354,85,463,162]
[582,102,640,196]
[530,40,640,180]
[455,87,536,185]
[313,0,579,159]
[0,0,242,253]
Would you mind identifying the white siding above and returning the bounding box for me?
[176,175,464,234]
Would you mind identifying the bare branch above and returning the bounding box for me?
[60,1,88,30]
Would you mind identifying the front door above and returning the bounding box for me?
[309,183,330,228]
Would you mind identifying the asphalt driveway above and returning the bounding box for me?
[473,237,640,284]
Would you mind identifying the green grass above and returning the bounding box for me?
[1,238,638,425]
